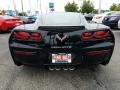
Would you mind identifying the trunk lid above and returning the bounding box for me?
[38,26,85,46]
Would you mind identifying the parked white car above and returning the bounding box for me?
[92,11,118,23]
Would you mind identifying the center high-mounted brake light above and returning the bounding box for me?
[14,31,43,42]
[81,30,110,40]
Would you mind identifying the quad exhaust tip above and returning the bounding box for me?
[48,66,76,71]
[49,66,55,71]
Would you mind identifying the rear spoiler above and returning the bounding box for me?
[38,26,85,32]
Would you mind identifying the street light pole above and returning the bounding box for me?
[13,0,17,16]
[21,0,24,16]
[39,0,42,14]
[37,0,39,11]
[29,0,32,13]
[98,0,101,14]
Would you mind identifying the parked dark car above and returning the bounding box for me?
[102,13,120,29]
[9,13,115,70]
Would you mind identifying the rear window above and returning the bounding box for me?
[36,13,88,26]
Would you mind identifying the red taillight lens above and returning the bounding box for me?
[96,16,102,19]
[31,33,42,41]
[81,30,110,40]
[14,32,30,40]
[81,32,93,40]
[94,31,109,39]
[14,31,43,42]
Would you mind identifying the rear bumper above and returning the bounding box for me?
[9,42,114,66]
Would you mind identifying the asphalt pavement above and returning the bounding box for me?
[0,31,120,90]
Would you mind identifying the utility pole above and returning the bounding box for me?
[46,0,48,13]
[39,0,42,14]
[13,0,17,16]
[37,0,39,11]
[98,0,102,14]
[29,0,32,14]
[21,0,24,16]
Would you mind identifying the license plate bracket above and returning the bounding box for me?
[52,53,71,63]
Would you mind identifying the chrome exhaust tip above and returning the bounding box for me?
[69,67,75,71]
[63,67,68,71]
[55,67,61,71]
[49,66,55,71]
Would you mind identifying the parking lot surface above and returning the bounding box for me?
[0,31,120,90]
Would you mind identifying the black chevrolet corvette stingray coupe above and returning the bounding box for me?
[9,13,115,70]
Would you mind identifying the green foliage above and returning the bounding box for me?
[81,0,94,13]
[64,1,79,12]
[110,3,120,11]
[110,3,117,11]
[0,10,6,15]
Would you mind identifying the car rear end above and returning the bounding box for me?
[92,12,116,23]
[9,13,115,69]
[5,18,23,30]
[102,15,120,29]
[92,14,104,23]
[0,16,23,32]
[9,27,114,67]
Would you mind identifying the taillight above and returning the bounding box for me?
[13,31,42,42]
[81,30,110,40]
[31,33,42,41]
[94,31,109,39]
[96,16,102,19]
[6,19,12,22]
[81,32,93,40]
[14,32,30,40]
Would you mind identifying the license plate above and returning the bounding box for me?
[52,53,71,63]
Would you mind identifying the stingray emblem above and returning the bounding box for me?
[56,34,67,42]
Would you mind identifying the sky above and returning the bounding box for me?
[0,0,120,12]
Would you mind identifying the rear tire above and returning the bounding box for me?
[101,61,110,65]
[0,30,2,33]
[14,61,22,66]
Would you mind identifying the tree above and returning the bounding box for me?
[64,1,79,12]
[110,3,117,11]
[81,0,94,13]
[110,3,120,11]
[116,4,120,11]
